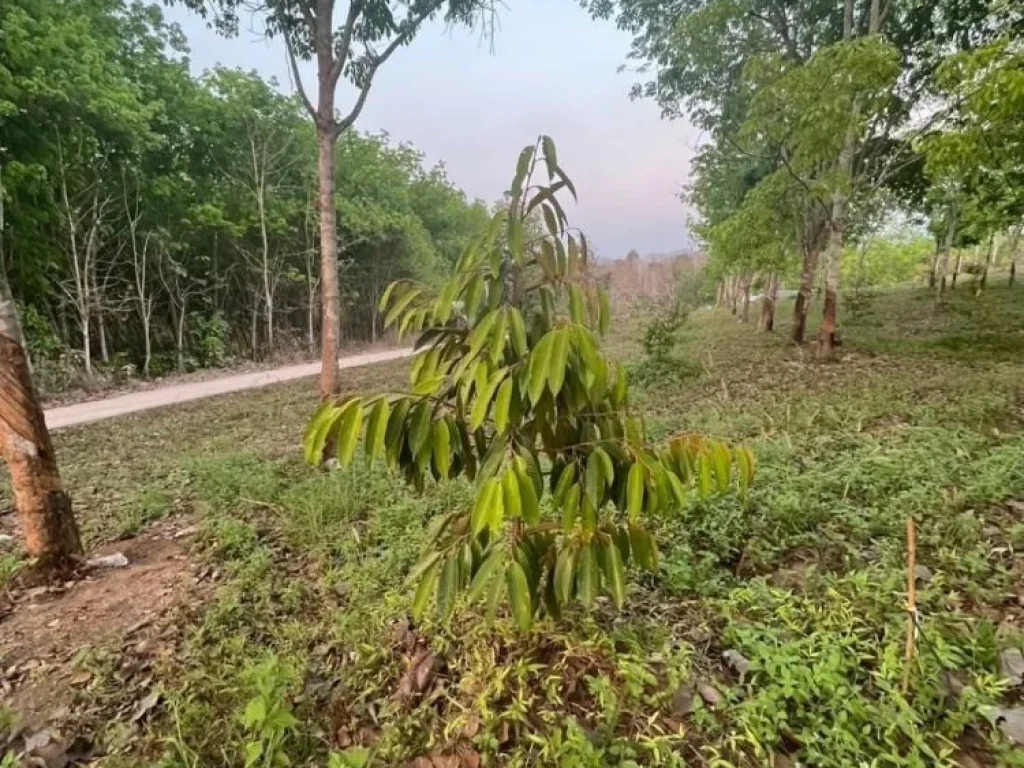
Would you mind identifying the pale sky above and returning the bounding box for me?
[167,0,701,259]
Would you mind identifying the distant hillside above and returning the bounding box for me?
[594,251,706,308]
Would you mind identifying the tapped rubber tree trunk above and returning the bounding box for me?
[792,247,819,344]
[0,275,83,572]
[760,272,778,331]
[316,120,340,400]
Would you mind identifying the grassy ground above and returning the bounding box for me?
[2,282,1024,766]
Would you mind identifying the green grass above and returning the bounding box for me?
[3,284,1024,766]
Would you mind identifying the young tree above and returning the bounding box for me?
[305,138,752,627]
[187,0,494,401]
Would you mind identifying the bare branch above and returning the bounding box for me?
[285,33,317,119]
[327,0,364,92]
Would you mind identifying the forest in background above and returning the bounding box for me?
[0,0,489,393]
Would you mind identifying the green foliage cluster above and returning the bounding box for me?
[0,0,488,386]
[306,139,753,629]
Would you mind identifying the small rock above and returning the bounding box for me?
[723,649,751,677]
[23,730,53,752]
[698,682,723,708]
[914,564,933,583]
[671,683,696,715]
[1000,648,1024,687]
[173,525,199,540]
[130,689,161,723]
[0,534,14,549]
[986,706,1024,745]
[87,552,129,569]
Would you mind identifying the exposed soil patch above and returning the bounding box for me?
[1,518,198,733]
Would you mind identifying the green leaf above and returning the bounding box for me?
[562,484,581,531]
[404,550,442,589]
[711,442,731,493]
[597,288,611,335]
[568,284,586,325]
[437,556,459,621]
[506,560,533,630]
[554,545,577,605]
[626,463,644,521]
[735,446,755,493]
[511,145,536,199]
[412,559,442,619]
[466,310,499,361]
[528,333,554,405]
[470,369,506,431]
[365,399,391,461]
[337,401,365,466]
[595,447,615,487]
[577,543,599,608]
[472,479,500,536]
[508,308,528,357]
[384,286,423,329]
[304,403,339,465]
[542,204,559,238]
[409,401,433,456]
[585,451,605,510]
[553,463,577,502]
[602,538,626,608]
[489,310,508,364]
[509,219,524,264]
[547,330,569,397]
[468,548,504,603]
[502,470,522,520]
[628,524,653,570]
[515,466,540,524]
[541,135,558,178]
[433,419,452,478]
[493,379,514,434]
[698,453,714,497]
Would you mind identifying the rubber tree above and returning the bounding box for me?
[0,178,83,572]
[185,0,493,402]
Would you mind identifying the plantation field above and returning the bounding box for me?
[2,284,1024,766]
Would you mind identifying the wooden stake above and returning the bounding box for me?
[902,518,917,694]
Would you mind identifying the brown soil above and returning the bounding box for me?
[1,518,198,738]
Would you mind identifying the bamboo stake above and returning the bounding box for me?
[902,518,917,694]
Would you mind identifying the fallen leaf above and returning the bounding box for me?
[130,689,161,723]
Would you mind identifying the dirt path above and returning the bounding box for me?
[44,348,413,430]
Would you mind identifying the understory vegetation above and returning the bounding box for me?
[4,283,1022,766]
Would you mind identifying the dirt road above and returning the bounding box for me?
[44,348,413,431]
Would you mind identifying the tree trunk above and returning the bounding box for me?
[97,305,109,364]
[792,247,819,344]
[730,275,739,315]
[0,276,83,572]
[1011,260,1017,288]
[250,295,260,360]
[175,301,187,372]
[928,239,940,288]
[760,272,778,331]
[265,289,274,357]
[716,281,725,308]
[950,251,961,289]
[980,233,994,291]
[741,275,752,323]
[936,210,958,299]
[81,308,92,376]
[317,128,340,399]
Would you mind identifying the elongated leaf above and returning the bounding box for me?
[506,560,533,630]
[365,399,391,461]
[468,548,504,603]
[735,446,755,493]
[337,401,365,466]
[509,219,524,264]
[466,310,499,361]
[562,484,581,531]
[568,285,586,325]
[628,524,653,570]
[597,289,611,335]
[528,333,554,404]
[585,451,605,509]
[409,402,433,456]
[547,330,569,397]
[577,543,598,608]
[554,545,577,605]
[404,550,442,589]
[470,369,506,431]
[626,463,645,521]
[502,470,522,520]
[494,379,514,434]
[472,479,500,536]
[489,310,508,364]
[602,539,626,608]
[698,453,714,497]
[711,442,731,493]
[516,466,540,524]
[412,559,441,619]
[511,145,535,199]
[508,308,528,357]
[595,447,614,487]
[553,462,577,502]
[542,204,559,238]
[432,419,452,478]
[384,286,423,329]
[304,403,339,465]
[437,556,460,621]
[541,135,558,178]
[525,180,568,215]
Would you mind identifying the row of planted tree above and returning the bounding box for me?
[1,0,489,389]
[591,0,1022,355]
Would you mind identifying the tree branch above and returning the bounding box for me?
[327,0,364,92]
[285,33,317,119]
